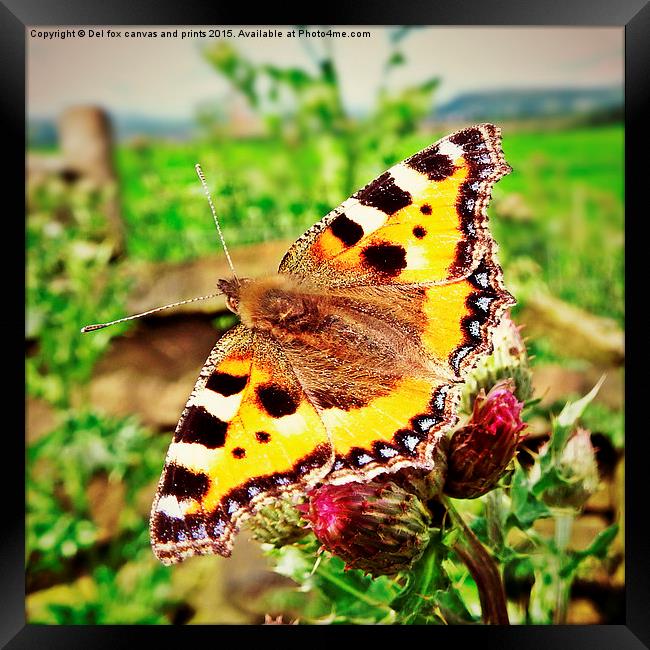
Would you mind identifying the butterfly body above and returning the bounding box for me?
[151,123,515,564]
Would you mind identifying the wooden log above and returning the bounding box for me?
[59,106,115,183]
[58,106,125,254]
[519,291,624,367]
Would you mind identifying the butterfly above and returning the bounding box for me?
[150,123,515,564]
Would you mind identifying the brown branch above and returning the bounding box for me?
[443,497,510,625]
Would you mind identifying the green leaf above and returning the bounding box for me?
[392,530,454,624]
[509,465,551,529]
[387,51,405,68]
[560,523,620,577]
[551,375,605,454]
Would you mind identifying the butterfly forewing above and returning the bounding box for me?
[279,124,511,288]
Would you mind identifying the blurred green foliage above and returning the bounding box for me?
[26,181,131,407]
[26,29,623,624]
[117,125,623,330]
[27,411,167,573]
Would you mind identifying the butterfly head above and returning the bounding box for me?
[218,277,248,314]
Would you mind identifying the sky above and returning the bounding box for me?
[27,26,623,120]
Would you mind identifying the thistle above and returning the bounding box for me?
[247,494,310,547]
[300,479,432,577]
[445,379,526,499]
[535,427,599,511]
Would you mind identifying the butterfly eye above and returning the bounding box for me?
[225,295,239,314]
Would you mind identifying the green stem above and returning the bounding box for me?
[390,529,448,624]
[442,496,510,625]
[391,528,458,625]
[553,511,574,625]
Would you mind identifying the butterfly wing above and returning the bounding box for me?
[278,123,514,482]
[318,248,512,482]
[150,325,332,563]
[279,123,510,287]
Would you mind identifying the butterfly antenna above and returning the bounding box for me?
[80,292,222,333]
[82,165,236,334]
[195,163,238,282]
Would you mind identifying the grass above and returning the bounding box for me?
[115,124,623,326]
[26,120,624,624]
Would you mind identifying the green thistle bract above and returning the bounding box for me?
[247,494,310,547]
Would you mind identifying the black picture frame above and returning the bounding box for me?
[9,0,648,646]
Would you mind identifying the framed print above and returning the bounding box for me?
[9,0,649,645]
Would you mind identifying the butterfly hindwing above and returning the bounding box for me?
[287,250,513,484]
[323,375,457,483]
[420,243,513,379]
[279,124,511,287]
[150,325,332,564]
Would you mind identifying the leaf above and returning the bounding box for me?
[509,464,551,529]
[434,587,476,624]
[387,51,405,68]
[560,523,620,577]
[392,530,466,625]
[557,375,605,427]
[531,466,574,498]
[551,375,605,454]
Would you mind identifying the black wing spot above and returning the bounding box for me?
[256,384,299,418]
[176,406,227,449]
[330,213,364,246]
[206,372,247,396]
[361,242,407,276]
[420,204,432,215]
[413,225,426,239]
[408,149,456,181]
[255,431,271,443]
[231,447,246,459]
[356,171,412,215]
[161,464,210,501]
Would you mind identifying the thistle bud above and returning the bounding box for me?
[536,428,599,511]
[300,480,432,577]
[461,315,532,414]
[247,494,309,547]
[445,380,526,499]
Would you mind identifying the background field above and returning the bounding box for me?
[26,27,624,624]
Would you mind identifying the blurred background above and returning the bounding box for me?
[26,26,624,624]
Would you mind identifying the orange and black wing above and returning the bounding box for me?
[278,124,514,482]
[150,325,332,563]
[279,123,511,288]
